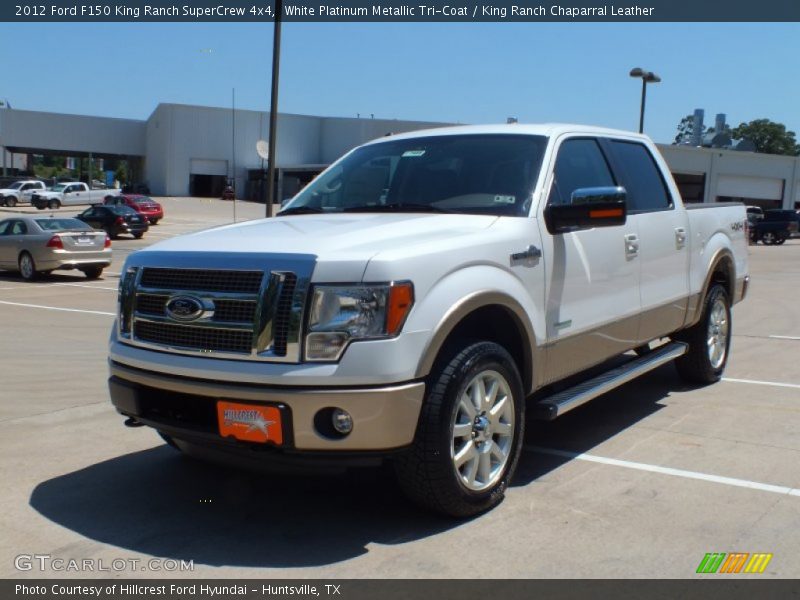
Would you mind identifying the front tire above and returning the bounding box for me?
[394,341,525,517]
[18,252,38,281]
[48,199,61,210]
[6,196,16,207]
[673,284,731,384]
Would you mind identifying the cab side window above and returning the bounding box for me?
[606,140,672,213]
[548,139,615,205]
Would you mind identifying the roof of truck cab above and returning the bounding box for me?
[366,123,651,144]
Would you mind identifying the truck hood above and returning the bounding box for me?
[142,213,499,259]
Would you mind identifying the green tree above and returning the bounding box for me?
[731,119,800,156]
[674,114,705,145]
[114,161,129,184]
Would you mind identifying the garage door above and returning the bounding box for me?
[717,175,783,201]
[190,159,228,176]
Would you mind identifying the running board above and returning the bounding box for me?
[533,342,688,420]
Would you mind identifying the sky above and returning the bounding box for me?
[0,22,798,145]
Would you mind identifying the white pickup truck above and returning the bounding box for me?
[108,124,749,516]
[31,182,110,210]
[0,180,47,207]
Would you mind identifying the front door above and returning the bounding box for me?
[538,137,641,385]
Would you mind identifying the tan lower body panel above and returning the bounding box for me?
[110,362,425,451]
[542,297,690,386]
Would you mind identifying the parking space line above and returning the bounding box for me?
[52,282,117,291]
[722,377,800,390]
[525,446,800,498]
[769,335,800,341]
[0,300,114,316]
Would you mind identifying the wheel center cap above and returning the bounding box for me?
[473,415,491,442]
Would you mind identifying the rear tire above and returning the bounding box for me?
[18,252,38,281]
[82,266,103,279]
[6,196,16,207]
[48,199,61,210]
[133,232,144,239]
[394,341,525,517]
[673,284,731,384]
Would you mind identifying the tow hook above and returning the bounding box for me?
[124,417,145,428]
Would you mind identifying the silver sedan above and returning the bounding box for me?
[0,216,112,280]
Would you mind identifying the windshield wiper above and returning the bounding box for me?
[277,206,324,216]
[342,203,451,214]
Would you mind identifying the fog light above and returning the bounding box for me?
[332,408,353,435]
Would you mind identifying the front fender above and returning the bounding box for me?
[405,265,543,390]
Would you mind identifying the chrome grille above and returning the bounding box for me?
[121,261,313,363]
[135,293,256,323]
[135,293,166,315]
[134,321,253,354]
[273,273,297,356]
[139,268,263,293]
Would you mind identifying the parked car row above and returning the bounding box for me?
[0,201,155,280]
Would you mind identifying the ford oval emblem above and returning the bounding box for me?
[165,295,204,322]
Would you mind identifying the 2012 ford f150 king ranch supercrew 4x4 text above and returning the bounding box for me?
[108,124,749,517]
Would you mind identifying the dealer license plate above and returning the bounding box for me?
[217,401,283,445]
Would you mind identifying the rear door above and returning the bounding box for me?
[603,139,690,341]
[539,136,642,385]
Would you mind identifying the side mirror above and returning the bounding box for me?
[545,186,627,234]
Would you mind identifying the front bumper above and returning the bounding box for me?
[109,361,425,453]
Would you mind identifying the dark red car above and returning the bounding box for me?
[103,194,164,225]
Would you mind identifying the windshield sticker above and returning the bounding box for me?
[402,150,426,158]
[494,195,516,204]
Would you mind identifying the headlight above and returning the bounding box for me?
[305,282,414,361]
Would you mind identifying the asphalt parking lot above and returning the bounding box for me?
[0,198,798,579]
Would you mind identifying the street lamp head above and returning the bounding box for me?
[644,72,661,83]
[629,67,645,78]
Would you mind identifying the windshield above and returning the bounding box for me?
[283,134,547,217]
[51,184,67,192]
[6,182,23,190]
[133,196,154,204]
[36,218,91,231]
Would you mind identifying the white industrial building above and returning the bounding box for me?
[1,103,798,209]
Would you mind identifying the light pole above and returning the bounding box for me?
[265,0,283,217]
[629,67,660,134]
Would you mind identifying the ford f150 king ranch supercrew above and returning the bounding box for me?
[109,124,749,517]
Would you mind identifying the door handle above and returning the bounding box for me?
[624,233,639,258]
[675,227,687,249]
